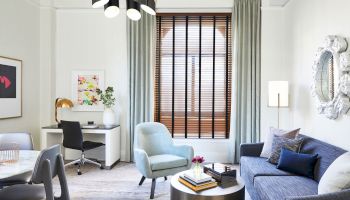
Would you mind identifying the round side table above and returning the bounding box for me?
[170,170,245,200]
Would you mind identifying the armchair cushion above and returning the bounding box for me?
[149,154,187,171]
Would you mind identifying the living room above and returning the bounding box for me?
[0,0,349,199]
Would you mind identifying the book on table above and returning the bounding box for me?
[184,171,212,184]
[178,175,217,192]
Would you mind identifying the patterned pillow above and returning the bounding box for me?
[267,135,304,164]
[260,127,300,158]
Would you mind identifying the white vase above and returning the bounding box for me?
[103,107,116,128]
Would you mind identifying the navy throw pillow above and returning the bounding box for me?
[277,148,318,178]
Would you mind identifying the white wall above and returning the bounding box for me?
[0,0,41,148]
[260,7,293,141]
[283,0,350,151]
[55,9,129,160]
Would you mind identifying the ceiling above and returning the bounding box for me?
[31,0,291,9]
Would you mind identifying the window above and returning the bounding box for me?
[154,14,232,139]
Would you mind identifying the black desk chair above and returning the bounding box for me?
[61,121,104,175]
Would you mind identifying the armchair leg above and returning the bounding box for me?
[139,176,146,186]
[150,178,156,199]
[164,176,167,181]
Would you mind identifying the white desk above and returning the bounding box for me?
[0,150,40,179]
[41,125,120,169]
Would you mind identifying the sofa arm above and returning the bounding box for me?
[286,189,350,200]
[240,142,264,157]
[134,148,152,178]
[171,145,194,168]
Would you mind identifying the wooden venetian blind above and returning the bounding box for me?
[155,14,232,139]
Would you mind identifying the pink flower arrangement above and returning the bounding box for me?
[192,156,205,164]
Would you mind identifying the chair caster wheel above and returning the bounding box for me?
[78,171,82,175]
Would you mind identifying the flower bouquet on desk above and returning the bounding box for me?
[178,155,218,192]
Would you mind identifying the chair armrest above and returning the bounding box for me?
[285,189,350,200]
[170,145,194,168]
[134,148,152,178]
[240,142,264,157]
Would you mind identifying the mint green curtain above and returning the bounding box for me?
[230,0,261,163]
[127,11,156,162]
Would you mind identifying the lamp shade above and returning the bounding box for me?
[127,0,141,21]
[92,0,109,8]
[104,0,120,18]
[268,81,289,107]
[56,98,74,108]
[139,0,156,15]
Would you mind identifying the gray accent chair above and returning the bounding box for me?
[134,122,194,199]
[0,132,34,188]
[240,134,350,200]
[0,144,70,200]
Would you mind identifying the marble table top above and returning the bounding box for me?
[0,150,40,180]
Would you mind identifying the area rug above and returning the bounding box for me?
[53,162,250,200]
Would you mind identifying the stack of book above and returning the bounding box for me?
[178,171,217,192]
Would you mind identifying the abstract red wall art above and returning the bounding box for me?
[0,56,22,119]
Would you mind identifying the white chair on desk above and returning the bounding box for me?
[61,121,105,175]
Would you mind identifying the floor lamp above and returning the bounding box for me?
[268,81,289,128]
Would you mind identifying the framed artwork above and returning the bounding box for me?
[0,56,22,119]
[71,70,104,112]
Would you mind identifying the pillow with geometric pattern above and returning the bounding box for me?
[267,135,304,164]
[260,127,300,158]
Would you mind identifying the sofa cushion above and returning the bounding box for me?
[268,135,304,164]
[260,127,300,158]
[277,148,319,178]
[318,152,350,194]
[254,176,318,200]
[149,154,187,171]
[300,135,347,182]
[241,156,295,183]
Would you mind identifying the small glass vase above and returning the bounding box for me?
[193,163,202,178]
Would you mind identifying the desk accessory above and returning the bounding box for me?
[82,124,99,129]
[55,98,73,127]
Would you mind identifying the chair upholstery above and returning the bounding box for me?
[134,122,194,179]
[61,121,104,175]
[0,132,34,150]
[0,144,70,200]
[134,122,194,199]
[149,154,187,171]
[0,132,34,188]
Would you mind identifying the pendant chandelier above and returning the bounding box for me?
[92,0,156,21]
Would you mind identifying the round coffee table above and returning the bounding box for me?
[170,170,245,200]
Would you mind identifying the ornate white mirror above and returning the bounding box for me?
[312,35,350,119]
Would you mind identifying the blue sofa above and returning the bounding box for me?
[240,135,350,200]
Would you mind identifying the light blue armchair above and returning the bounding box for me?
[134,122,194,199]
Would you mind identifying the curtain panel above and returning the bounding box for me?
[230,0,261,163]
[126,11,156,162]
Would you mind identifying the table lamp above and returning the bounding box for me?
[55,98,74,127]
[268,81,289,128]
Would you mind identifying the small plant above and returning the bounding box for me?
[96,86,116,108]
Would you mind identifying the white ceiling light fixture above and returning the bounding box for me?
[126,0,142,21]
[139,0,156,15]
[92,0,156,21]
[92,0,109,8]
[104,0,120,18]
